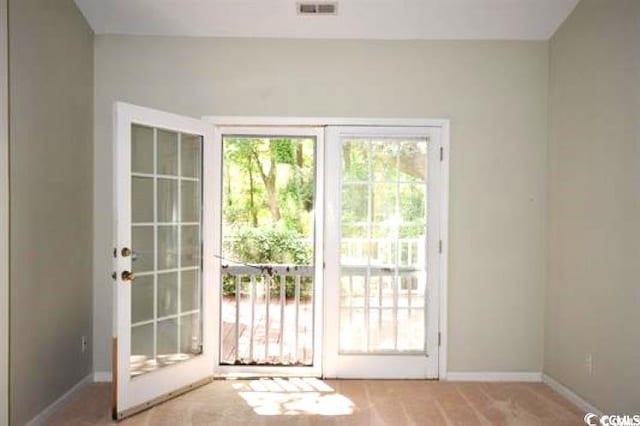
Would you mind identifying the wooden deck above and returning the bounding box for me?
[220,296,314,365]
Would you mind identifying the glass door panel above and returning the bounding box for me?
[339,138,428,354]
[324,126,441,379]
[129,124,203,377]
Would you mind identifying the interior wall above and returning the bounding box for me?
[8,0,94,424]
[545,0,640,413]
[0,0,7,423]
[94,36,549,375]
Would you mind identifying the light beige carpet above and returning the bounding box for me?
[46,378,584,425]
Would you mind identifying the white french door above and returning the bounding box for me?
[113,103,220,419]
[324,126,442,379]
[113,109,447,417]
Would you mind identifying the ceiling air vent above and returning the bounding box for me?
[297,2,337,15]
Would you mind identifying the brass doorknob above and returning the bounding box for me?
[121,247,132,257]
[121,271,135,282]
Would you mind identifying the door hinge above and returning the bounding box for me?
[439,146,444,161]
[438,332,441,347]
[438,240,442,254]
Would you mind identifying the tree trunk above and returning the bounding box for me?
[253,148,281,222]
[247,160,258,227]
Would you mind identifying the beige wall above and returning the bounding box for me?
[9,0,94,424]
[545,0,640,414]
[0,0,7,423]
[94,36,549,375]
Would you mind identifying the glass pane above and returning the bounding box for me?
[157,318,178,355]
[371,183,397,224]
[157,178,178,223]
[180,313,201,354]
[181,181,199,223]
[370,239,396,266]
[157,272,178,317]
[340,308,365,353]
[157,130,178,175]
[181,225,200,267]
[400,183,426,223]
[157,226,178,270]
[342,140,369,182]
[132,177,153,223]
[131,323,154,359]
[398,140,427,182]
[369,308,394,351]
[342,183,368,223]
[131,275,154,323]
[181,134,202,178]
[181,270,199,312]
[397,308,424,351]
[132,226,154,273]
[371,140,398,181]
[128,125,203,378]
[131,124,154,174]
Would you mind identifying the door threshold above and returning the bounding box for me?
[214,365,321,378]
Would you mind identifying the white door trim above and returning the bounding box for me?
[0,0,9,422]
[203,116,449,380]
[203,116,448,128]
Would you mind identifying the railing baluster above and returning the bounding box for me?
[407,274,412,319]
[349,275,353,328]
[250,274,256,362]
[265,275,270,362]
[235,274,240,362]
[279,275,285,361]
[294,275,300,363]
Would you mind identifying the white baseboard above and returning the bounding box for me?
[542,373,603,416]
[93,371,112,383]
[25,373,93,426]
[446,371,543,382]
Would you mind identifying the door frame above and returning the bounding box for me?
[204,116,449,380]
[208,124,325,378]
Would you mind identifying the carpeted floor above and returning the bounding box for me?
[46,378,585,425]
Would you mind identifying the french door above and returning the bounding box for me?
[113,103,219,419]
[113,106,446,417]
[323,126,442,379]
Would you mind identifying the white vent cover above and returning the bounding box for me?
[297,2,338,15]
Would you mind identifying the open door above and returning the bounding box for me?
[112,102,219,419]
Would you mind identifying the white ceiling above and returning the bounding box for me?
[74,0,579,40]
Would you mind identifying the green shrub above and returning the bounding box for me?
[222,226,313,298]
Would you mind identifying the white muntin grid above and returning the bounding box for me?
[339,137,429,355]
[130,125,203,371]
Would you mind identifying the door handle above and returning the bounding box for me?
[121,271,135,282]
